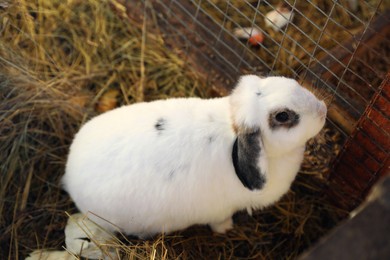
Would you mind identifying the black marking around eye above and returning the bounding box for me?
[208,136,216,144]
[155,118,166,131]
[269,108,300,130]
[232,130,266,190]
[256,91,262,96]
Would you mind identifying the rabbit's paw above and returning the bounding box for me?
[210,217,233,234]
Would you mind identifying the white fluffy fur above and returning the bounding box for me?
[62,75,326,238]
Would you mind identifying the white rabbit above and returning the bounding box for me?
[62,75,327,238]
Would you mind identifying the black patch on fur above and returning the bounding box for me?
[77,237,91,242]
[256,91,262,96]
[269,108,300,130]
[155,118,166,131]
[208,136,216,144]
[232,130,266,190]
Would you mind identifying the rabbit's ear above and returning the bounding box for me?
[229,75,265,133]
[232,129,267,190]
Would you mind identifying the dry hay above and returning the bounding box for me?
[1,0,346,259]
[197,0,389,77]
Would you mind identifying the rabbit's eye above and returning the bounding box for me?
[269,108,299,130]
[275,111,289,122]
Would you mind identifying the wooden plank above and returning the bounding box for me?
[328,72,390,210]
[368,108,390,134]
[373,94,390,118]
[340,155,373,192]
[326,166,376,211]
[378,157,390,179]
[360,119,389,150]
[347,142,381,173]
[355,131,387,162]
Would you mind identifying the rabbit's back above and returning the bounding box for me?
[62,97,240,236]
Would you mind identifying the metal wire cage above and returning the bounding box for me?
[138,0,390,211]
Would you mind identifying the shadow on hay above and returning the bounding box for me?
[0,73,83,257]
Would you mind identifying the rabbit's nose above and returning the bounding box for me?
[318,101,327,119]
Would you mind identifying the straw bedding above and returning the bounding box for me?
[1,0,349,259]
